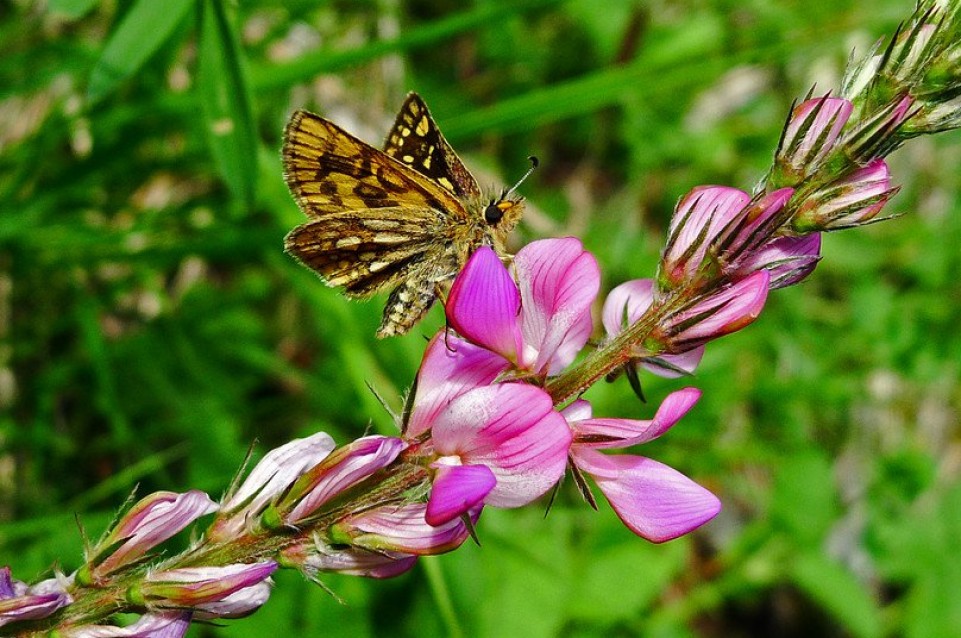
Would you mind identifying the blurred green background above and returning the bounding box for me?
[2,0,961,636]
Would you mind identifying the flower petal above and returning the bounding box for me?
[670,270,770,347]
[351,502,479,552]
[571,387,701,448]
[426,465,495,526]
[406,334,511,438]
[602,279,654,336]
[446,246,522,362]
[578,450,721,542]
[431,384,572,508]
[514,238,600,374]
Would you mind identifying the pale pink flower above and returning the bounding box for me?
[137,562,277,610]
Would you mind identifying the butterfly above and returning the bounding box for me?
[282,92,536,337]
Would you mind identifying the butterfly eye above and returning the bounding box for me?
[484,201,505,225]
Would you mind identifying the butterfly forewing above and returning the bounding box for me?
[282,95,514,338]
[383,93,480,200]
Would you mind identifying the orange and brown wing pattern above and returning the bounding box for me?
[383,93,481,199]
[282,109,468,219]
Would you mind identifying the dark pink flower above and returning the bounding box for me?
[563,389,720,543]
[776,96,853,178]
[668,270,770,351]
[446,238,599,376]
[736,233,821,289]
[410,382,572,526]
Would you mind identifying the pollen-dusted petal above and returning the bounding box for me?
[431,384,572,508]
[514,238,600,374]
[406,334,511,438]
[446,246,522,363]
[425,465,495,526]
[578,450,721,543]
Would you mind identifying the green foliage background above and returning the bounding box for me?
[2,0,961,636]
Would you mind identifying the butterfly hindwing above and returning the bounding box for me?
[383,93,481,199]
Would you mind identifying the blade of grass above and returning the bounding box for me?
[249,0,567,91]
[86,0,193,104]
[198,0,258,209]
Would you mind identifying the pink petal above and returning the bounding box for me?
[783,97,853,166]
[349,503,479,554]
[303,546,418,579]
[571,388,701,449]
[514,238,600,374]
[431,384,572,508]
[426,465,495,526]
[672,270,770,346]
[406,333,511,438]
[602,279,654,337]
[577,449,721,543]
[446,246,522,363]
[641,346,705,378]
[739,233,821,289]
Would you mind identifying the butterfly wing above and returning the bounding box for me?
[282,108,472,337]
[383,93,481,199]
[283,109,470,220]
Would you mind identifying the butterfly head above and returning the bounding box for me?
[483,156,538,232]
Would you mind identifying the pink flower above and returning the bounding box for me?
[332,503,479,555]
[446,238,599,376]
[660,186,752,288]
[280,436,407,525]
[776,96,853,178]
[210,432,337,540]
[0,567,70,628]
[406,378,572,526]
[603,279,704,378]
[793,159,898,231]
[736,233,821,289]
[293,544,418,579]
[91,491,218,578]
[136,562,277,610]
[67,612,191,637]
[564,389,721,542]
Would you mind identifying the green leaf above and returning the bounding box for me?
[198,0,258,208]
[48,0,101,19]
[791,551,882,638]
[87,0,193,103]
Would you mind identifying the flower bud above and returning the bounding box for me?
[666,270,770,351]
[660,186,751,289]
[771,96,853,184]
[792,159,898,232]
[285,542,418,579]
[133,562,276,611]
[64,611,191,637]
[89,491,218,578]
[735,233,822,289]
[0,567,70,627]
[330,503,478,556]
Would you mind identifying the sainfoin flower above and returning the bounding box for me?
[89,491,218,578]
[792,158,898,231]
[603,270,769,363]
[0,566,70,628]
[404,334,572,526]
[445,238,599,376]
[563,388,721,542]
[134,562,277,612]
[65,611,191,637]
[774,96,853,181]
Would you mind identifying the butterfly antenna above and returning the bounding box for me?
[504,156,539,199]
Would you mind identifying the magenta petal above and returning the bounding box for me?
[349,503,479,554]
[602,279,654,337]
[426,465,495,526]
[446,246,522,362]
[514,238,600,374]
[572,388,701,448]
[673,270,770,345]
[406,333,511,438]
[431,384,572,508]
[585,452,721,543]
